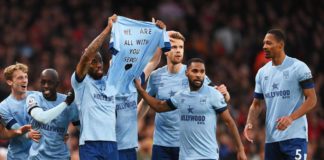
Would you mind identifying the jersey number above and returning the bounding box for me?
[295,149,301,160]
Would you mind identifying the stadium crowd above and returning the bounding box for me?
[0,0,323,159]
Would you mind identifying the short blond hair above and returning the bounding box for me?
[168,31,185,42]
[3,63,28,81]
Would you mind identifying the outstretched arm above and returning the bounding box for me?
[0,124,31,139]
[244,98,263,143]
[135,79,172,113]
[29,91,75,124]
[220,109,247,160]
[10,123,41,143]
[76,14,117,80]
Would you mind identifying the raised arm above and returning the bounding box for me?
[142,19,167,80]
[143,48,162,81]
[137,99,150,120]
[135,79,172,113]
[244,98,263,143]
[220,109,247,160]
[76,14,117,79]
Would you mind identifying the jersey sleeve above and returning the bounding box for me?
[210,89,227,114]
[68,102,80,124]
[146,73,157,96]
[296,62,314,89]
[71,72,85,89]
[254,69,264,99]
[26,93,41,115]
[166,92,182,110]
[0,103,18,129]
[159,29,171,52]
[204,75,212,85]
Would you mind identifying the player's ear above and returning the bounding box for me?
[279,41,284,50]
[6,80,13,86]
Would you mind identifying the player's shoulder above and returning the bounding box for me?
[258,61,272,72]
[0,96,10,108]
[289,56,308,68]
[151,65,168,76]
[0,95,17,110]
[205,85,222,97]
[27,91,41,96]
[57,92,67,99]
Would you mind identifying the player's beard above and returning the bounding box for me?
[89,68,103,80]
[188,78,204,91]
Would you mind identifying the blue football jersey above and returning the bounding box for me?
[108,16,171,94]
[168,85,227,159]
[26,92,79,160]
[147,64,211,147]
[116,92,138,150]
[71,72,116,145]
[254,56,314,143]
[0,91,36,160]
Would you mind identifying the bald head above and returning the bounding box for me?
[40,68,59,100]
[41,69,59,82]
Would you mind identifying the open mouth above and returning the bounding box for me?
[21,85,27,89]
[43,90,50,95]
[194,80,202,85]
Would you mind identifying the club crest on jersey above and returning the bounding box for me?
[200,97,207,104]
[283,71,289,79]
[180,99,185,103]
[28,97,37,107]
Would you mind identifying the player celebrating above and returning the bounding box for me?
[0,63,41,160]
[244,29,317,160]
[26,68,79,160]
[135,58,246,160]
[137,31,230,160]
[71,14,118,160]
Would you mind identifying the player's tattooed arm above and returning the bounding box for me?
[76,14,117,79]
